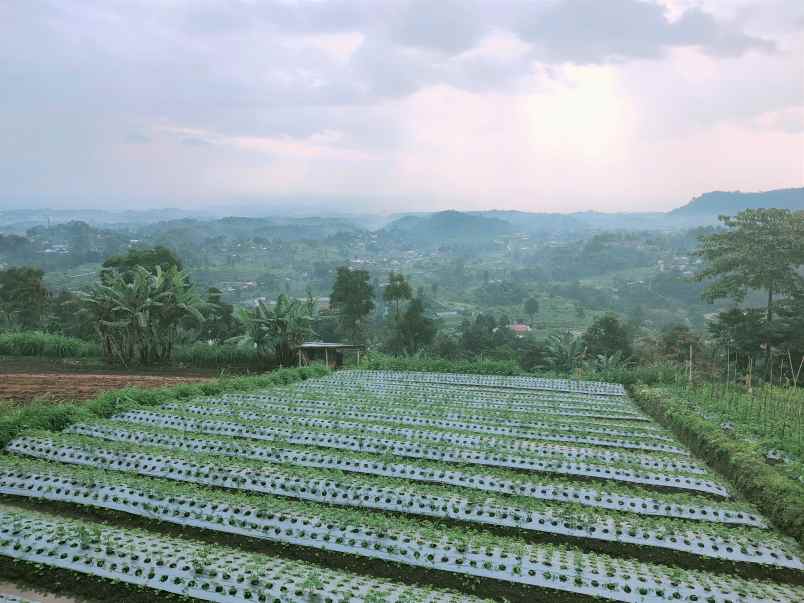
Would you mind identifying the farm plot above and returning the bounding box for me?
[1,370,803,603]
[0,372,211,404]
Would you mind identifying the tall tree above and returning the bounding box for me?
[102,246,183,283]
[0,267,49,330]
[388,297,436,355]
[695,209,804,374]
[775,284,804,381]
[583,313,633,359]
[383,272,412,317]
[523,296,540,322]
[659,324,703,365]
[330,267,374,343]
[199,288,242,343]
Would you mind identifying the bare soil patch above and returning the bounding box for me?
[0,372,210,403]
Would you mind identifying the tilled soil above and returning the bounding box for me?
[0,373,210,403]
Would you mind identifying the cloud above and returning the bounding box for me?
[0,1,799,211]
[516,0,773,63]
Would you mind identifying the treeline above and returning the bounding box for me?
[1,208,802,382]
[0,221,133,271]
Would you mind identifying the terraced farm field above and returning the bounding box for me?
[1,369,802,602]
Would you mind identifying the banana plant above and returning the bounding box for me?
[78,265,206,366]
[232,293,317,366]
[544,331,586,373]
[588,351,633,372]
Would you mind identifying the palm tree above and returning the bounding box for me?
[234,294,317,366]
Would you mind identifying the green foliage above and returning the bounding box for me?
[0,266,49,329]
[774,285,804,365]
[199,287,243,343]
[695,209,804,341]
[543,331,585,372]
[330,267,374,343]
[632,385,804,545]
[708,308,766,355]
[364,352,523,376]
[363,352,681,384]
[101,245,183,280]
[582,363,682,386]
[587,351,632,372]
[78,265,207,366]
[233,294,317,366]
[0,404,96,454]
[523,296,540,319]
[474,280,528,306]
[44,290,96,340]
[459,314,516,357]
[0,365,329,449]
[386,298,436,355]
[583,313,632,359]
[383,271,412,316]
[0,331,100,358]
[172,342,265,369]
[659,324,703,365]
[0,330,267,369]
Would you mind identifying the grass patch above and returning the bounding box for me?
[0,330,268,370]
[0,331,100,358]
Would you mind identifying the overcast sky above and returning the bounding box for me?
[1,0,802,214]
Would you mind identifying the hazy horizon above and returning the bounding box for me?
[2,1,803,214]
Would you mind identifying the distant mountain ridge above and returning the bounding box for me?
[5,188,801,239]
[671,188,804,216]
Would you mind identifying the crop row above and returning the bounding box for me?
[0,507,482,603]
[176,398,684,454]
[152,405,699,470]
[7,435,790,568]
[295,382,641,418]
[6,505,801,603]
[0,458,801,595]
[88,412,724,495]
[14,429,756,526]
[63,419,730,496]
[319,370,627,396]
[297,381,632,409]
[220,393,671,439]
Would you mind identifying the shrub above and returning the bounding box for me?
[631,385,804,546]
[363,353,522,376]
[363,352,683,384]
[173,343,267,370]
[0,331,100,358]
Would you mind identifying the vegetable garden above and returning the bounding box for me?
[0,369,802,602]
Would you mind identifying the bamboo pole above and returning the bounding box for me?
[688,343,693,386]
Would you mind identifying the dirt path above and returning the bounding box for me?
[0,372,211,403]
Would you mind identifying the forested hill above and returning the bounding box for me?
[670,188,804,216]
[383,210,515,245]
